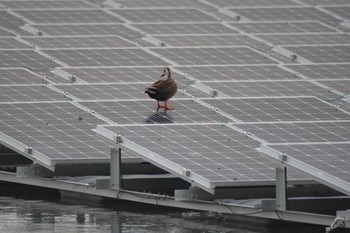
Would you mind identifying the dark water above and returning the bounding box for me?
[0,196,261,233]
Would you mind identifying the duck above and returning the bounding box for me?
[145,67,177,112]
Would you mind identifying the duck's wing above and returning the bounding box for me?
[145,79,177,101]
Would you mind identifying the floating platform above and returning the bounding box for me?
[1,0,350,232]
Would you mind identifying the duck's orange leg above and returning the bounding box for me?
[164,100,174,111]
[156,100,174,112]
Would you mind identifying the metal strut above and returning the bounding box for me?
[110,146,122,190]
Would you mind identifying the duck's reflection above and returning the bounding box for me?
[144,112,174,124]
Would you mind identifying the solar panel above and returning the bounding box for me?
[257,33,350,45]
[54,82,206,101]
[79,99,232,124]
[0,10,24,29]
[151,47,277,65]
[153,35,265,48]
[260,143,350,195]
[0,49,59,69]
[212,0,300,7]
[111,8,220,23]
[230,22,336,34]
[1,1,93,9]
[113,0,208,8]
[42,48,168,67]
[301,0,350,5]
[23,36,140,49]
[283,45,350,63]
[319,80,350,95]
[100,124,306,189]
[202,80,339,99]
[1,0,350,196]
[285,64,350,80]
[325,6,350,19]
[174,65,299,81]
[56,67,173,83]
[0,102,122,166]
[203,97,350,122]
[31,24,141,38]
[0,85,64,102]
[0,27,14,36]
[14,9,124,24]
[0,38,30,49]
[0,68,43,84]
[235,121,350,144]
[230,7,341,26]
[131,23,238,35]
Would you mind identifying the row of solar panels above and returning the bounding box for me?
[0,0,350,194]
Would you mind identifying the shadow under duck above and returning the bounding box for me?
[145,67,177,112]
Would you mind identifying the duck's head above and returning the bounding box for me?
[161,67,171,79]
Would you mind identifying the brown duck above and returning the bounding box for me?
[145,67,177,111]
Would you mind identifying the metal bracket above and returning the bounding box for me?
[17,164,53,178]
[175,187,214,201]
[326,216,346,233]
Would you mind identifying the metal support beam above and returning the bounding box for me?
[110,147,122,190]
[276,167,287,211]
